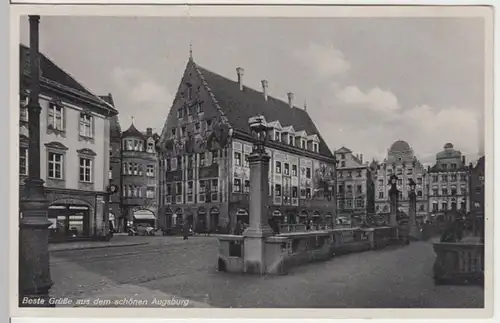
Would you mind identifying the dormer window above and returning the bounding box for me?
[274,131,281,142]
[289,135,294,146]
[187,85,193,100]
[313,143,319,153]
[147,140,155,153]
[171,128,176,137]
[301,139,306,149]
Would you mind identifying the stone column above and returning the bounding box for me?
[389,186,398,227]
[243,149,273,274]
[19,15,53,307]
[409,190,419,240]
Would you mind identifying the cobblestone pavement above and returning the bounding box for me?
[49,236,484,308]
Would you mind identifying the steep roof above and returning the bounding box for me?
[194,64,334,158]
[20,44,117,115]
[122,123,145,140]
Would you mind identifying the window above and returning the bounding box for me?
[196,103,204,114]
[48,104,64,131]
[275,184,282,196]
[432,203,438,212]
[206,119,213,130]
[306,167,311,179]
[292,186,298,198]
[347,171,352,178]
[345,199,352,209]
[289,135,294,146]
[451,163,457,169]
[442,188,448,195]
[20,99,28,122]
[306,188,311,199]
[407,168,413,175]
[146,188,155,199]
[48,152,63,179]
[356,185,362,194]
[378,192,384,199]
[244,154,249,168]
[109,166,112,180]
[338,185,344,193]
[419,204,425,211]
[441,202,448,210]
[417,191,423,197]
[356,198,364,208]
[176,182,183,195]
[233,179,242,193]
[274,131,281,142]
[378,179,383,186]
[19,147,28,175]
[195,122,201,133]
[451,186,457,195]
[475,186,482,194]
[78,157,92,182]
[417,177,423,185]
[340,153,345,160]
[338,172,343,178]
[171,128,176,137]
[187,86,193,100]
[79,113,93,138]
[244,180,250,193]
[387,168,393,175]
[292,164,297,176]
[284,163,290,175]
[187,181,193,194]
[347,185,353,194]
[166,184,172,196]
[199,152,206,167]
[211,179,219,201]
[340,161,346,167]
[433,175,438,182]
[460,174,467,181]
[433,188,438,196]
[396,168,402,175]
[460,187,467,195]
[177,156,182,170]
[234,152,242,166]
[442,164,448,169]
[187,155,194,169]
[275,161,282,174]
[313,143,319,153]
[147,165,155,177]
[357,171,362,177]
[181,126,186,137]
[301,139,306,149]
[398,179,402,185]
[147,141,155,153]
[451,174,457,181]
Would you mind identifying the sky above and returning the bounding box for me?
[19,16,485,165]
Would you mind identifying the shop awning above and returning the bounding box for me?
[133,210,156,220]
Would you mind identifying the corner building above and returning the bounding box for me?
[120,124,160,230]
[157,56,337,232]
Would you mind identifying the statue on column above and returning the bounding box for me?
[388,174,399,226]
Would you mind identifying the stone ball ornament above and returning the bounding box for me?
[107,184,119,194]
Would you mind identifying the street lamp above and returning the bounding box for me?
[388,174,399,227]
[248,114,270,153]
[19,15,53,307]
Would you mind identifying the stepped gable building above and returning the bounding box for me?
[157,55,337,232]
[334,147,375,223]
[373,140,428,222]
[101,94,122,231]
[18,44,118,241]
[427,143,470,221]
[120,122,160,230]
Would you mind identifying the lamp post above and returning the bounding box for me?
[408,178,419,240]
[388,174,399,227]
[19,15,53,306]
[242,114,273,274]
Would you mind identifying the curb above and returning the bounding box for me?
[49,242,150,253]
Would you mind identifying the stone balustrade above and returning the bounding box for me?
[433,239,484,286]
[216,226,402,275]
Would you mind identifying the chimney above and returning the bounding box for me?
[287,92,294,108]
[360,154,363,164]
[146,127,153,136]
[236,67,244,91]
[261,80,268,101]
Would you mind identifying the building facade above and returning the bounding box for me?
[157,56,337,232]
[427,143,470,221]
[334,147,374,223]
[469,156,485,235]
[120,124,159,230]
[372,140,428,222]
[19,44,118,241]
[103,94,122,232]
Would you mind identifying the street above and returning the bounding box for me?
[49,236,484,308]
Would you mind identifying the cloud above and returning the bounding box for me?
[335,85,400,114]
[293,43,351,78]
[111,67,174,105]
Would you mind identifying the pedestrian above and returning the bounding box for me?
[182,221,190,240]
[305,219,311,231]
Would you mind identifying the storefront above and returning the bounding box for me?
[48,204,91,241]
[235,208,249,224]
[196,207,207,232]
[210,207,220,231]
